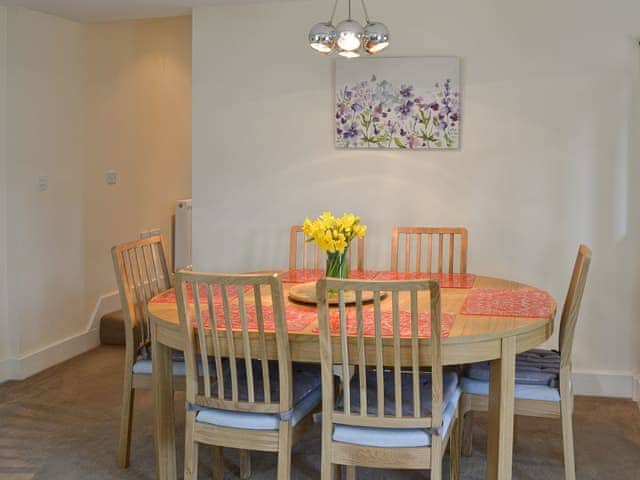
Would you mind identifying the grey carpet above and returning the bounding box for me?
[0,346,638,479]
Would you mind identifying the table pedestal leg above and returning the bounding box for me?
[152,321,177,480]
[487,336,516,480]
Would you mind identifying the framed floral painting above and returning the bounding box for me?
[335,57,461,149]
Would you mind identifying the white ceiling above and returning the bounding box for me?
[0,0,296,22]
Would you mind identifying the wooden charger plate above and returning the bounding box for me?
[288,281,387,305]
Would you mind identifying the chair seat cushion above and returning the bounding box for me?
[465,349,560,387]
[333,387,462,448]
[132,350,187,375]
[338,370,459,417]
[195,362,322,431]
[461,377,561,402]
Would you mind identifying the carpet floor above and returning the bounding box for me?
[0,346,638,479]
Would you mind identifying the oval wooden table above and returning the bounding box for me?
[149,272,556,480]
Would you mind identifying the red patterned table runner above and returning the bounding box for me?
[151,283,249,304]
[279,270,476,288]
[188,303,317,333]
[461,288,555,318]
[150,280,457,336]
[313,311,455,338]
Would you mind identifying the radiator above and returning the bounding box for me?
[174,198,192,272]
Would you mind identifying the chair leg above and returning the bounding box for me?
[560,370,576,480]
[346,465,356,480]
[117,375,135,468]
[277,421,292,480]
[321,447,336,480]
[239,449,251,479]
[461,411,473,457]
[449,416,461,480]
[212,446,224,480]
[431,435,443,480]
[184,411,200,480]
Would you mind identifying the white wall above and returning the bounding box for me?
[0,9,192,382]
[192,0,640,397]
[85,16,192,322]
[3,7,88,376]
[0,6,11,377]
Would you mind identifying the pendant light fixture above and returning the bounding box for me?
[308,0,389,58]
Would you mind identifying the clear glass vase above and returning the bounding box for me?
[326,249,349,279]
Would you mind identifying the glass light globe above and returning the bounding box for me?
[308,22,336,54]
[336,19,363,52]
[363,21,390,54]
[339,50,360,58]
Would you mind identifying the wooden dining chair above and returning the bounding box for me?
[460,244,592,480]
[176,271,323,480]
[289,225,365,271]
[390,227,468,273]
[111,235,177,468]
[317,278,462,480]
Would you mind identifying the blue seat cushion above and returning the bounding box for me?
[333,387,462,448]
[461,377,561,402]
[195,362,322,431]
[338,370,459,417]
[465,349,560,387]
[132,349,187,375]
[215,360,321,403]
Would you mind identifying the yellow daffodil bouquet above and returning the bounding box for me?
[302,211,367,279]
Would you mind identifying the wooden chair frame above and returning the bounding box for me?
[176,272,316,480]
[461,244,592,480]
[317,278,461,480]
[391,227,468,274]
[111,235,176,468]
[289,225,366,271]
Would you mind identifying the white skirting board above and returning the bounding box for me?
[0,291,120,382]
[634,375,640,402]
[572,369,639,399]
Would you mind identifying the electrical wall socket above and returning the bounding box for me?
[36,176,48,192]
[140,230,150,239]
[106,170,118,185]
[149,228,161,237]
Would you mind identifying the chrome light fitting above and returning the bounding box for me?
[308,0,389,58]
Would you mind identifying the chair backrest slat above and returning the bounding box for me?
[317,279,443,431]
[254,285,271,404]
[355,290,367,417]
[289,225,366,271]
[111,235,172,358]
[176,272,292,415]
[391,227,468,274]
[373,290,384,417]
[206,284,225,399]
[392,290,402,417]
[191,282,212,397]
[559,245,592,369]
[410,289,420,418]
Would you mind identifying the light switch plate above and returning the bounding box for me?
[36,176,48,192]
[106,170,118,185]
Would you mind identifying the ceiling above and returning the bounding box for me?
[0,0,296,22]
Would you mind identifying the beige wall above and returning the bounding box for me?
[0,6,10,370]
[192,1,640,397]
[0,9,191,381]
[6,6,88,360]
[85,16,192,318]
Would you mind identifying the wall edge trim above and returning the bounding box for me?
[0,290,120,382]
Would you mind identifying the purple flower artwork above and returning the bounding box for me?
[335,57,461,149]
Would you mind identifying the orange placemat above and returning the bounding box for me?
[461,288,555,318]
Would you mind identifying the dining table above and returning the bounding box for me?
[148,269,556,480]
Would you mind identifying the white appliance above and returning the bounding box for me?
[174,198,192,271]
